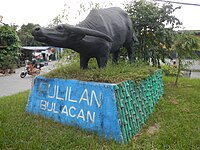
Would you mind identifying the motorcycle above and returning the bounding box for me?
[20,62,44,78]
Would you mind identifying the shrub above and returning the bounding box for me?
[161,64,178,76]
[0,25,21,72]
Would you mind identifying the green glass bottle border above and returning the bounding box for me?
[114,70,164,144]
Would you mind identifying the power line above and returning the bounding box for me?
[155,0,200,6]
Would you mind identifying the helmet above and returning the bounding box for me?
[32,59,36,65]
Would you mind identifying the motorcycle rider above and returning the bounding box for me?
[26,59,39,76]
[20,59,44,78]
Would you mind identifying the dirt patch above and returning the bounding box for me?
[147,123,159,135]
[170,99,179,105]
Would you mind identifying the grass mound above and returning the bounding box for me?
[44,60,157,83]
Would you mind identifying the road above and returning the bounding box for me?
[0,61,56,97]
[179,60,200,78]
[190,71,200,78]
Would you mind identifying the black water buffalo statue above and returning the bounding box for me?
[32,7,136,69]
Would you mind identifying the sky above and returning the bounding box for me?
[0,0,200,30]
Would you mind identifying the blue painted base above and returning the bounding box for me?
[26,76,122,142]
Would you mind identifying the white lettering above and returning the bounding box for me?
[40,100,47,110]
[47,102,53,112]
[87,111,95,124]
[65,86,68,101]
[69,106,76,117]
[48,84,56,99]
[68,87,77,103]
[77,109,85,121]
[40,82,102,123]
[61,105,69,116]
[79,89,89,105]
[53,102,59,114]
[56,85,65,101]
[90,90,102,108]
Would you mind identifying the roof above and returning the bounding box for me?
[21,46,50,51]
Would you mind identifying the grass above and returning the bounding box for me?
[43,60,157,83]
[1,76,200,149]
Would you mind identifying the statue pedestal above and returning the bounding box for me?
[26,70,163,143]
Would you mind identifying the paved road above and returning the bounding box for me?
[0,61,56,97]
[188,60,200,78]
[180,60,200,78]
[190,71,200,78]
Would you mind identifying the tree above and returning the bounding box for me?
[172,32,199,86]
[0,25,21,72]
[124,0,182,67]
[17,23,42,46]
